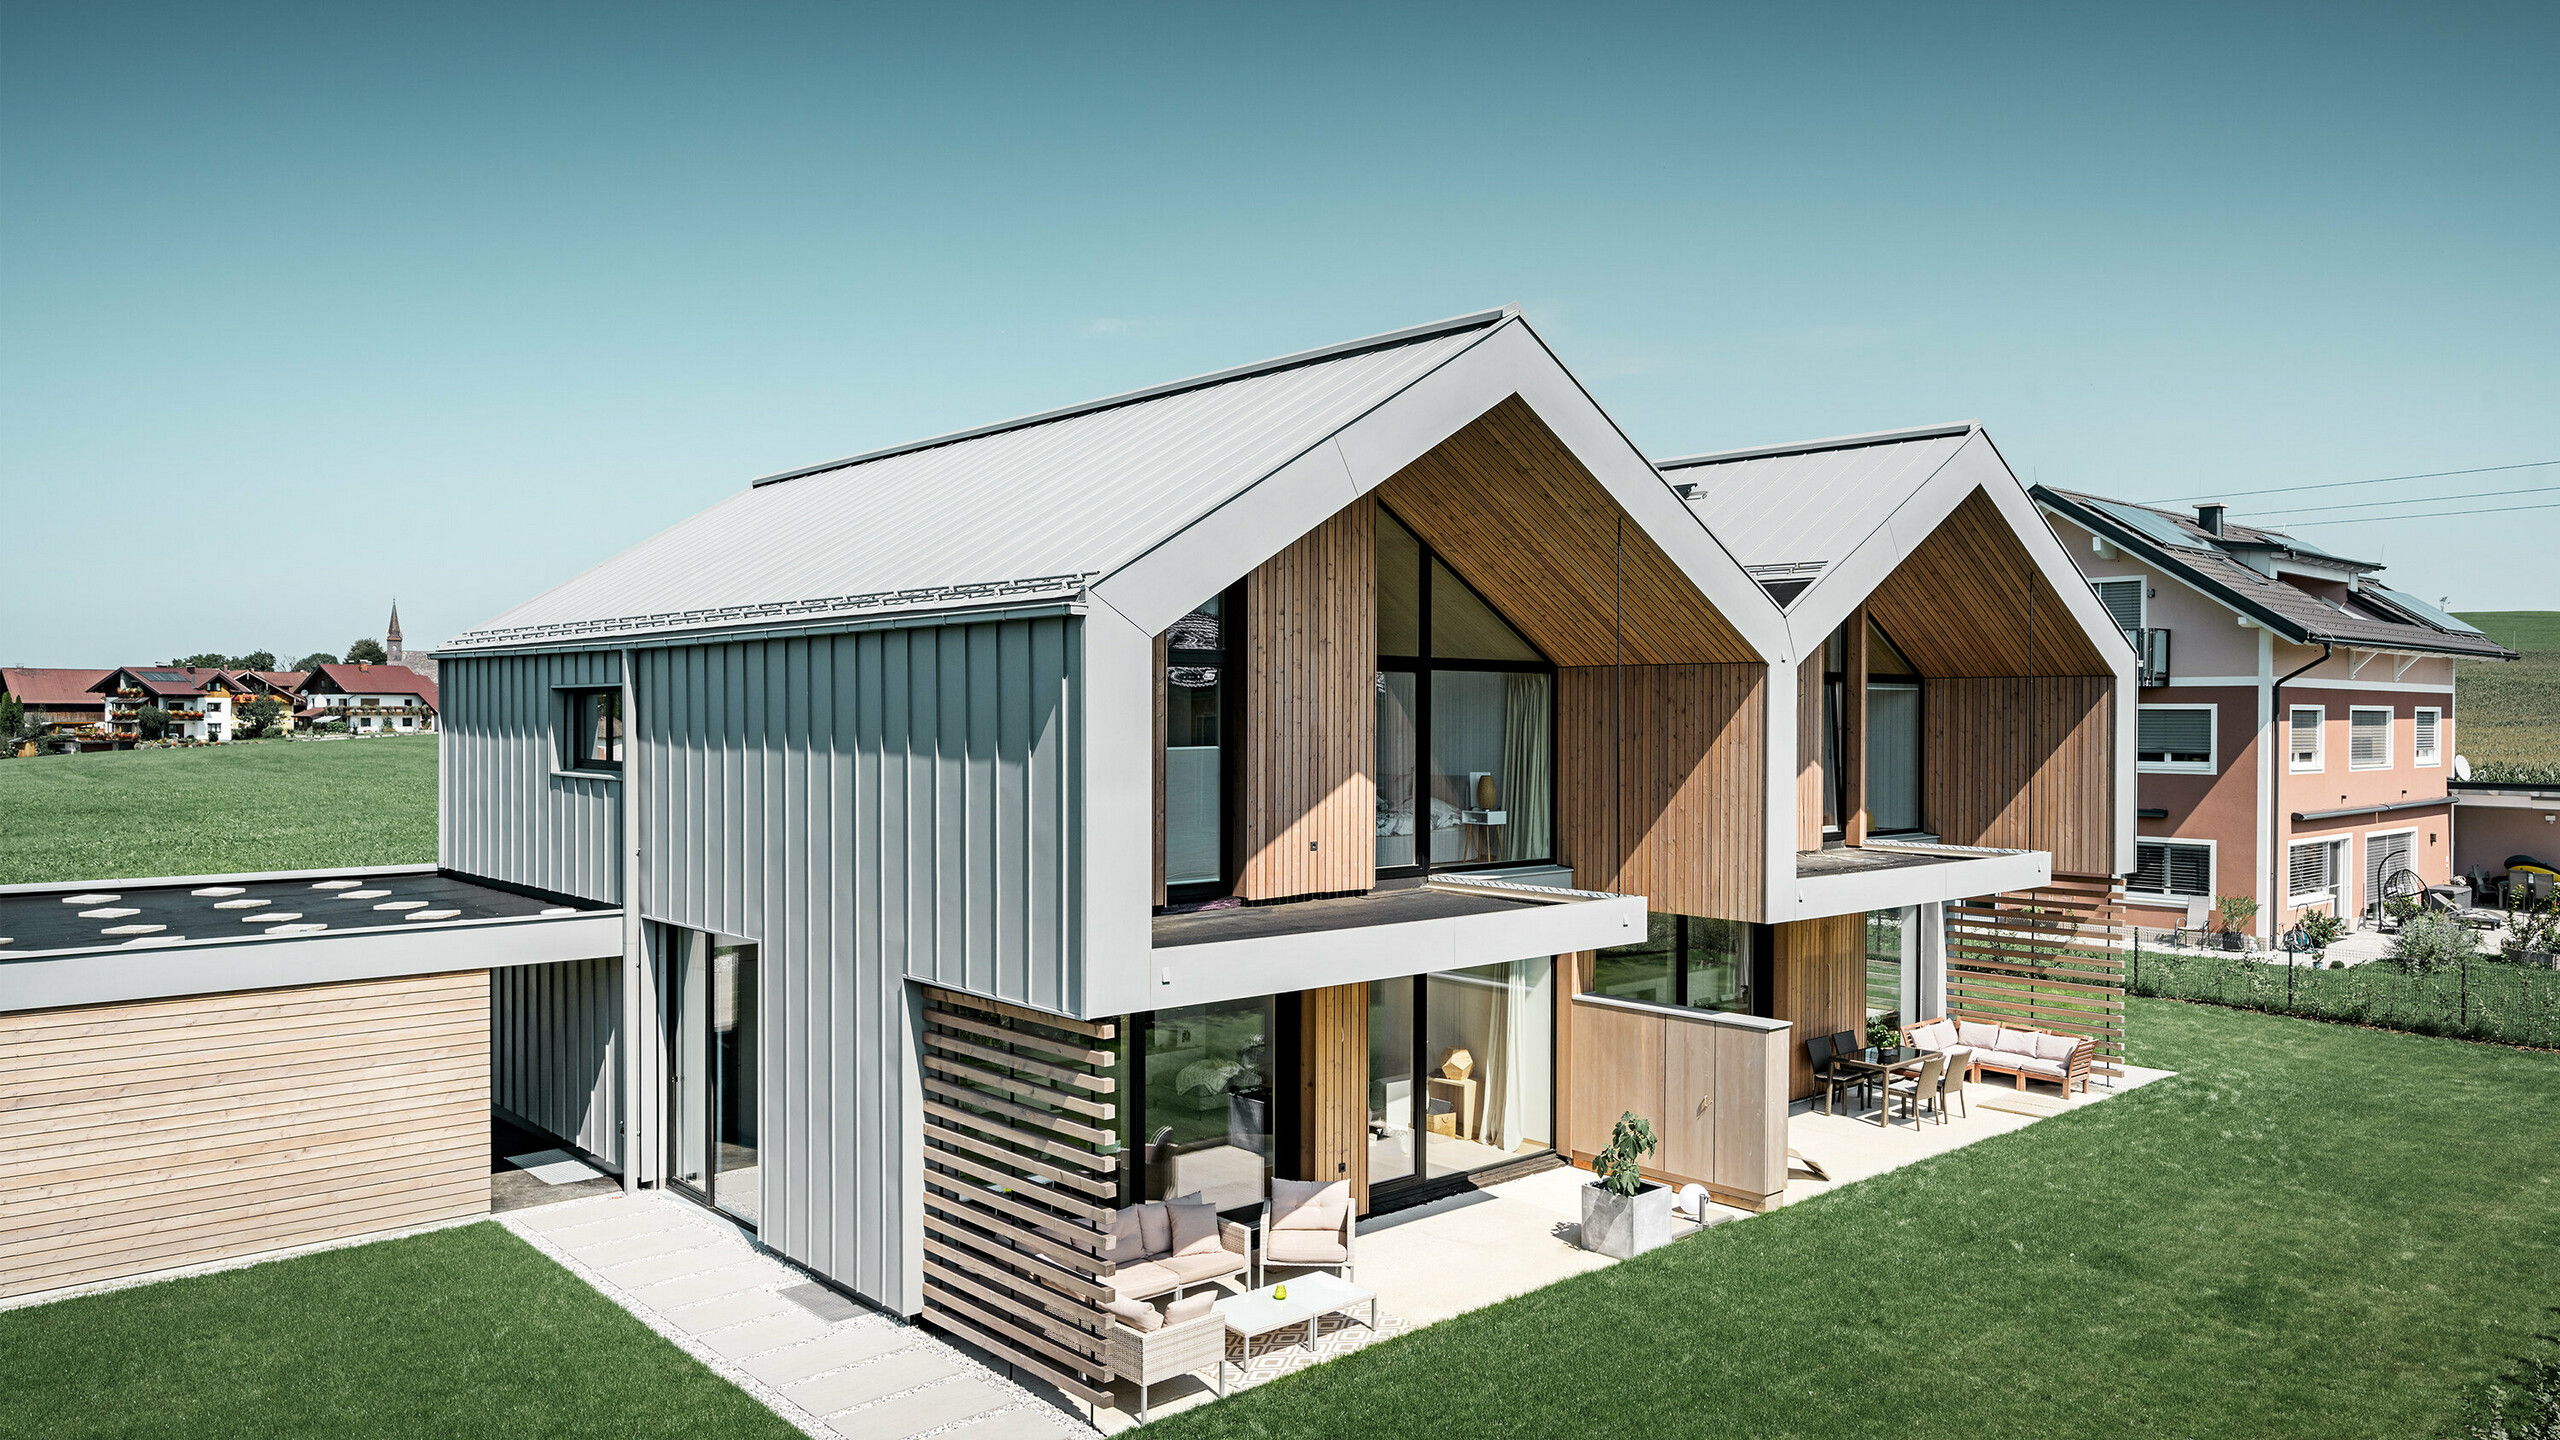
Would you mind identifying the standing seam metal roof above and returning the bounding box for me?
[448,316,1505,650]
[1655,426,1974,577]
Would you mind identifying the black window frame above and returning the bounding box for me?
[1592,911,1775,1018]
[1861,614,1926,837]
[1375,501,1557,881]
[1162,581,1248,905]
[563,687,624,773]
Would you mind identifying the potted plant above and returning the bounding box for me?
[2214,894,2258,951]
[2297,909,2346,966]
[1865,1014,1900,1052]
[1578,1111,1672,1260]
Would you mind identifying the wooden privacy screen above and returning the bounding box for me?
[1944,877,2127,1078]
[0,970,490,1300]
[1555,662,1767,923]
[1772,915,1867,1100]
[918,986,1121,1407]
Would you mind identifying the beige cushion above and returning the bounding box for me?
[1994,1026,2039,1055]
[1266,1229,1350,1265]
[2032,1029,2079,1062]
[1164,1291,1216,1324]
[1103,1295,1161,1332]
[1956,1020,1998,1049]
[1271,1178,1351,1233]
[1159,1249,1244,1284]
[1109,1261,1179,1301]
[2015,1055,2067,1078]
[1135,1202,1171,1256]
[1167,1202,1225,1259]
[1913,1020,1957,1051]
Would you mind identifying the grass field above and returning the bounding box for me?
[1152,998,2560,1440]
[2456,611,2560,770]
[0,736,436,885]
[0,1223,796,1440]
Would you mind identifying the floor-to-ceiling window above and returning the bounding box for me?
[1164,593,1240,896]
[1866,908,1907,1028]
[1375,507,1554,876]
[1865,618,1923,834]
[1369,960,1556,1199]
[1113,996,1275,1214]
[668,931,760,1226]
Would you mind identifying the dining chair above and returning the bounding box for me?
[1937,1049,1971,1119]
[1828,1030,1873,1111]
[1885,1053,1947,1127]
[1806,1034,1841,1116]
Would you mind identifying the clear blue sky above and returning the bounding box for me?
[5,2,2553,665]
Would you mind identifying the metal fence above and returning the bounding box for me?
[2127,936,2560,1049]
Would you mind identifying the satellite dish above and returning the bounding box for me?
[2453,755,2471,781]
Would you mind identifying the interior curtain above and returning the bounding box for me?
[1491,959,1535,1151]
[1498,674,1550,861]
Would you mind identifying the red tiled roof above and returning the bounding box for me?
[1,668,113,707]
[305,663,437,707]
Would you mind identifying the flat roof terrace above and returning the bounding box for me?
[0,865,622,1012]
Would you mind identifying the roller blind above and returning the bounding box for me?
[2133,840,2211,898]
[2365,830,2413,903]
[2414,709,2439,763]
[2138,707,2214,764]
[2350,708,2391,769]
[2290,708,2321,766]
[2091,578,2145,638]
[2289,840,2340,900]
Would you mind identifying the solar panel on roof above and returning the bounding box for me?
[2367,586,2485,636]
[2091,500,2208,551]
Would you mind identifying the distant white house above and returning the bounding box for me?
[296,662,440,733]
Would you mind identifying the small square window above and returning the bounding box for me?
[566,689,623,772]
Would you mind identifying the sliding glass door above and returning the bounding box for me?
[668,932,761,1227]
[1367,959,1555,1203]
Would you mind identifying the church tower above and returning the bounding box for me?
[385,601,405,666]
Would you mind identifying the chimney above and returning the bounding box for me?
[2195,502,2227,536]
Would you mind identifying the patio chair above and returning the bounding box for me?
[1260,1178,1355,1286]
[1884,1053,1947,1127]
[1807,1034,1864,1116]
[1937,1049,1972,1119]
[1104,1295,1225,1423]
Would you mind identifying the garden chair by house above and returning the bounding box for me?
[1102,1292,1225,1423]
[1260,1178,1355,1286]
[1807,1034,1867,1116]
[1105,1194,1252,1304]
[1936,1049,1972,1119]
[1884,1052,1948,1127]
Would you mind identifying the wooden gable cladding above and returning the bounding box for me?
[1237,496,1377,901]
[1865,488,2113,678]
[1924,675,2115,876]
[1771,913,1865,1101]
[1556,662,1766,923]
[1375,395,1755,667]
[1795,655,1825,852]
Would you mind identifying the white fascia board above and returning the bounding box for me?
[2450,792,2560,811]
[1763,659,1798,921]
[1094,318,1789,661]
[1116,890,1647,1015]
[1073,599,1152,1019]
[0,912,624,1014]
[1784,849,2052,920]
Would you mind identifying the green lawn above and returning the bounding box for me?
[1154,998,2560,1440]
[0,735,435,885]
[2455,610,2560,771]
[0,1223,796,1440]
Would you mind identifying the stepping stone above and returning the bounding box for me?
[191,887,246,897]
[702,1309,831,1359]
[826,1377,1011,1438]
[941,1405,1077,1439]
[549,1206,702,1248]
[634,1262,772,1312]
[511,1199,627,1234]
[669,1288,792,1335]
[787,1346,962,1414]
[740,1326,915,1387]
[61,893,119,904]
[600,1241,755,1289]
[579,1227,727,1268]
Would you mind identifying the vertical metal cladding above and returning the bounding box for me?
[633,615,1079,1311]
[489,956,623,1169]
[441,651,624,904]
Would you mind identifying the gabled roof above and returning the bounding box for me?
[2034,486,2517,660]
[1,668,113,707]
[447,311,1516,651]
[91,667,213,698]
[1658,424,1976,601]
[303,663,438,705]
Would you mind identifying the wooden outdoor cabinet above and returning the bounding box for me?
[1567,994,1790,1212]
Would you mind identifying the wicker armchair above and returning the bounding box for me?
[1104,1308,1225,1422]
[1258,1177,1355,1285]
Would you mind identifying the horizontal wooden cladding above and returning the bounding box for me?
[1239,495,1377,902]
[0,971,490,1300]
[1377,395,1756,666]
[1946,876,2127,1076]
[1772,915,1865,1100]
[1925,675,2115,876]
[1866,487,2113,678]
[918,990,1118,1404]
[1557,663,1766,922]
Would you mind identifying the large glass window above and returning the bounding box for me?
[1164,596,1234,890]
[1376,507,1554,874]
[1131,997,1272,1212]
[1866,908,1906,1028]
[1422,961,1554,1177]
[1367,979,1416,1187]
[668,933,759,1226]
[1865,619,1922,834]
[1593,913,1759,1014]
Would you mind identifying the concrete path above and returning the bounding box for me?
[504,1192,1093,1440]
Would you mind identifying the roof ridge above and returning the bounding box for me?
[748,306,1517,491]
[1656,421,1975,470]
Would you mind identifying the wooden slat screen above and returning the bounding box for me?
[0,971,490,1300]
[918,987,1122,1407]
[1944,876,2127,1078]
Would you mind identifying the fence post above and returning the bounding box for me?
[2460,946,2469,1029]
[2287,945,2295,1011]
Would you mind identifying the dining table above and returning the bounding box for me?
[1829,1045,1941,1127]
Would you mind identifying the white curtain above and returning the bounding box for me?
[1491,959,1538,1150]
[1499,674,1551,861]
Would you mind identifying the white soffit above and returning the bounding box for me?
[1662,427,1972,576]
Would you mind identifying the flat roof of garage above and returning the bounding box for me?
[0,865,608,959]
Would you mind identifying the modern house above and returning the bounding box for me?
[428,308,2131,1402]
[2032,488,2515,938]
[297,661,439,733]
[1,667,112,744]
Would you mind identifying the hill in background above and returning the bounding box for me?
[2454,611,2559,772]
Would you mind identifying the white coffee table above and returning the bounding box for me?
[1214,1271,1377,1369]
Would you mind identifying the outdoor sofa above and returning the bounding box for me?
[1105,1192,1252,1303]
[1905,1016,2093,1094]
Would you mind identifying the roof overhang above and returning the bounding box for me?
[2293,796,2452,824]
[1784,841,2053,920]
[1119,873,1643,1015]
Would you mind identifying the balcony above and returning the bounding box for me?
[2123,627,2170,687]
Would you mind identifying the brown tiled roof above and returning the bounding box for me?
[1,668,113,707]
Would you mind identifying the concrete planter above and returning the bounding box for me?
[1579,1180,1673,1260]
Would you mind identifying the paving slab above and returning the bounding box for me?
[945,1405,1080,1440]
[539,1205,695,1247]
[634,1262,774,1312]
[579,1226,737,1269]
[599,1240,755,1289]
[702,1308,834,1359]
[670,1287,794,1336]
[786,1345,964,1415]
[827,1377,1012,1437]
[740,1324,918,1387]
[512,1197,630,1233]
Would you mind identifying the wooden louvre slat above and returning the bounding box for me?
[921,1121,1118,1198]
[920,1101,1117,1171]
[923,1055,1115,1120]
[924,1008,1115,1067]
[918,987,1114,1041]
[923,1170,1115,1252]
[923,1031,1115,1093]
[922,1298,1113,1406]
[922,1078,1115,1146]
[922,1146,1116,1224]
